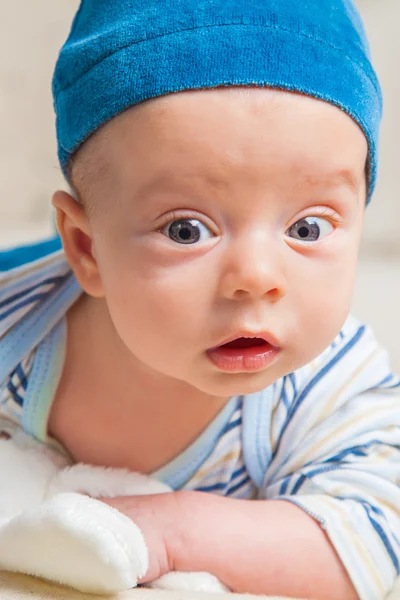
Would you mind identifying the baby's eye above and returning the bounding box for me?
[286,216,334,242]
[162,218,214,245]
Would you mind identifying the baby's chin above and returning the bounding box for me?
[187,366,287,399]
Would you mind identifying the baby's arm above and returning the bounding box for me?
[105,487,357,599]
[181,492,357,598]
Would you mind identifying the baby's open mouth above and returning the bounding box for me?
[219,337,269,349]
[206,335,280,373]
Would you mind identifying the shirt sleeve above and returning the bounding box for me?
[261,316,400,600]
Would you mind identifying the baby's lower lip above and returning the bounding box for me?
[206,339,280,373]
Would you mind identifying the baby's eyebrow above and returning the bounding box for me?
[133,170,220,200]
[298,169,361,197]
[133,172,190,198]
[329,169,361,195]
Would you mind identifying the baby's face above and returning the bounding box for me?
[68,87,367,397]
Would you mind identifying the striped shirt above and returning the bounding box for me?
[1,249,400,600]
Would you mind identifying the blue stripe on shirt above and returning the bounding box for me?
[0,292,50,322]
[325,440,400,463]
[289,372,297,397]
[7,380,24,406]
[361,502,400,574]
[279,325,365,440]
[0,276,65,310]
[221,416,242,436]
[228,474,251,495]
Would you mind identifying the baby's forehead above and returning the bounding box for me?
[71,86,366,207]
[94,86,354,158]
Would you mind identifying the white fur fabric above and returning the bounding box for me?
[0,416,229,594]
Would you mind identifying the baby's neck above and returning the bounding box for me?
[48,294,229,473]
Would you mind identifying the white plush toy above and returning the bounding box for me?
[0,415,229,594]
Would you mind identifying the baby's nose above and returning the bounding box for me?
[218,233,287,302]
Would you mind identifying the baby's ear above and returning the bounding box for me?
[52,190,105,298]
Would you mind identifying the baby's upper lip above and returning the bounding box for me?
[210,330,281,350]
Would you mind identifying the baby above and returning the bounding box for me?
[1,0,400,599]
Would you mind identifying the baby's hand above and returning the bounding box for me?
[99,492,181,584]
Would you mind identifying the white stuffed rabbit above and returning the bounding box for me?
[0,415,229,594]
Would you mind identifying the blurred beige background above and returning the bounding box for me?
[0,0,399,370]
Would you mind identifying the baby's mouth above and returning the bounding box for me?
[219,337,269,349]
[206,335,280,373]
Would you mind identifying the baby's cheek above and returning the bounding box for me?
[106,275,206,353]
[289,265,353,361]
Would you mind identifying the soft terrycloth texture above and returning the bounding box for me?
[0,416,228,594]
[52,0,382,202]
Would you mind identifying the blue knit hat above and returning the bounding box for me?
[52,0,382,202]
